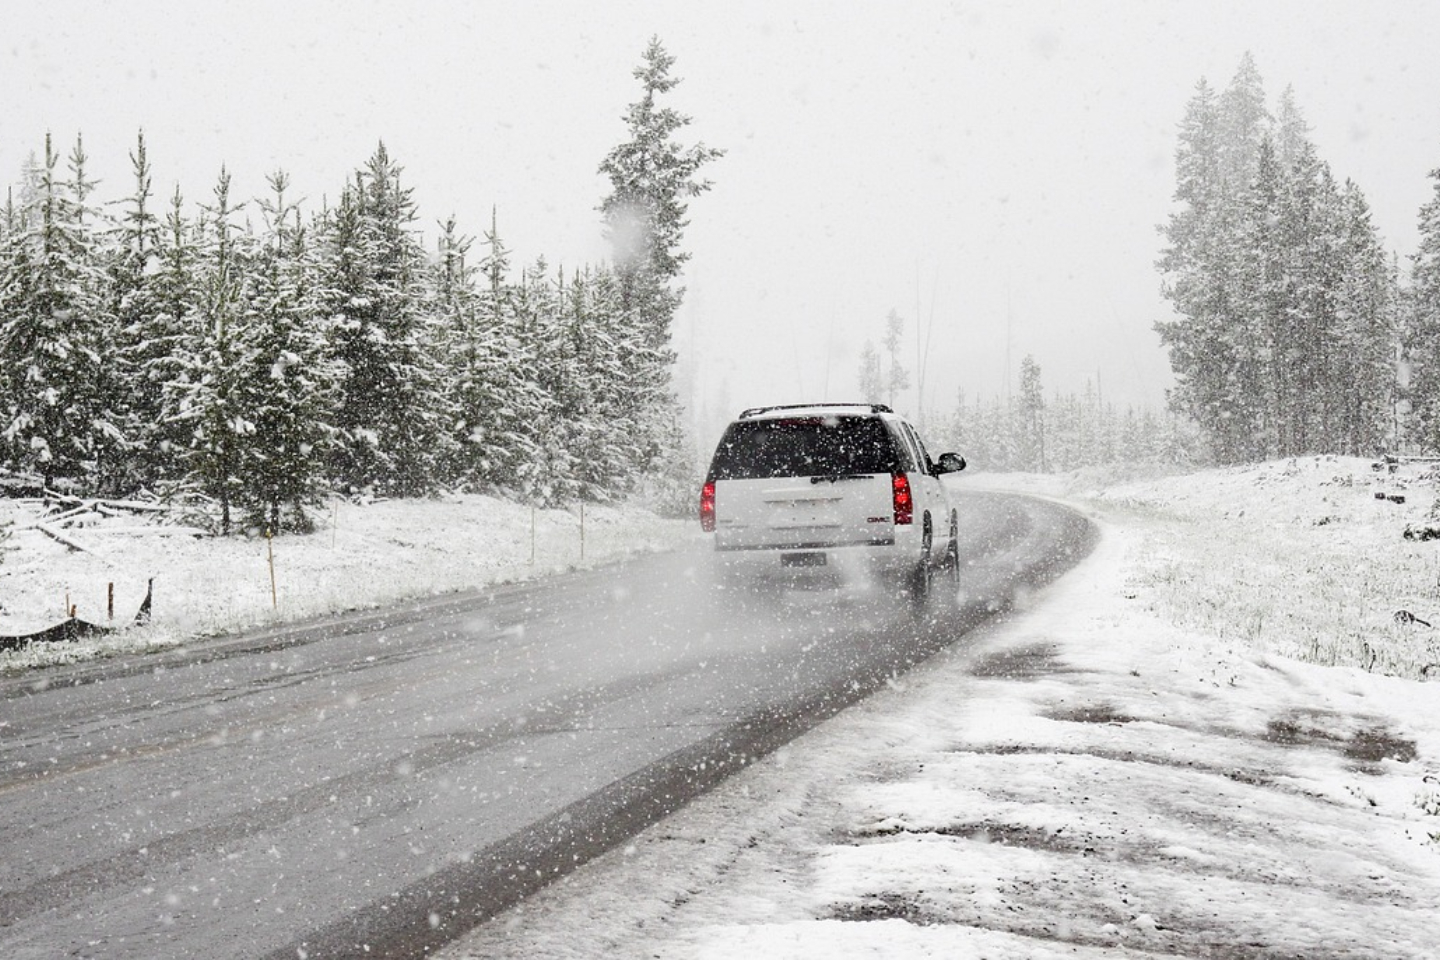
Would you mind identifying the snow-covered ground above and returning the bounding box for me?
[5,458,1440,956]
[0,493,690,670]
[437,456,1440,958]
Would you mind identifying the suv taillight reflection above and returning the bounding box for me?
[892,473,913,525]
[700,481,716,532]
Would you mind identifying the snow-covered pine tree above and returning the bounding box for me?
[1236,134,1288,458]
[323,144,448,498]
[1161,57,1399,464]
[553,266,604,501]
[1018,355,1046,472]
[433,215,480,487]
[1160,59,1318,463]
[66,134,127,493]
[882,309,910,409]
[1157,78,1240,462]
[561,264,649,502]
[238,171,336,532]
[467,213,544,495]
[599,38,722,345]
[1216,54,1270,196]
[108,130,170,492]
[598,256,697,512]
[1047,392,1079,469]
[433,213,534,494]
[148,186,203,490]
[0,133,118,493]
[1331,183,1397,455]
[508,258,575,506]
[857,342,883,404]
[1405,168,1440,453]
[174,167,255,533]
[598,38,722,489]
[16,152,43,222]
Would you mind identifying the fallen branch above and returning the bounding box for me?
[92,499,173,514]
[21,505,93,529]
[34,522,108,559]
[80,526,208,538]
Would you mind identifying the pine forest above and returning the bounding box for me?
[0,39,719,533]
[945,54,1440,473]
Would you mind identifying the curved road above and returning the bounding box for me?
[0,491,1093,959]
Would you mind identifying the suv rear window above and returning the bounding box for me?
[707,416,901,480]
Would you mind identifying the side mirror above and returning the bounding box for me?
[936,452,966,474]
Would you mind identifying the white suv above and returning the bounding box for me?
[699,403,966,596]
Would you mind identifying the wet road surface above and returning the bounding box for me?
[0,491,1093,959]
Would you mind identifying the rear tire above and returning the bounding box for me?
[942,513,961,583]
[907,516,935,607]
[908,556,933,604]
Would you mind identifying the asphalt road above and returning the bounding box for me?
[0,490,1093,959]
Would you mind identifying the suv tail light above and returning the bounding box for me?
[700,481,716,532]
[892,473,913,525]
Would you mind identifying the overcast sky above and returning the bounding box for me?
[5,1,1439,445]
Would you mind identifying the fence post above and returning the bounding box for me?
[108,582,114,621]
[267,528,278,610]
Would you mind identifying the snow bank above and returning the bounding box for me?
[0,494,692,672]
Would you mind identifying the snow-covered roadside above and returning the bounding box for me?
[441,458,1440,959]
[0,494,692,672]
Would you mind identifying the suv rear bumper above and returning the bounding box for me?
[713,534,895,551]
[710,532,925,586]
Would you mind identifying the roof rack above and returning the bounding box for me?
[738,402,892,419]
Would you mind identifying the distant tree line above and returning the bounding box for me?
[1157,54,1399,464]
[1402,167,1440,452]
[851,307,1197,473]
[936,355,1201,473]
[0,38,718,532]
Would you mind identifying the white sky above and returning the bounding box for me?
[5,0,1440,444]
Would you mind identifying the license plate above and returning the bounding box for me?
[781,552,827,568]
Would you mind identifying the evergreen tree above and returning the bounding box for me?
[0,133,118,491]
[238,171,335,531]
[109,130,170,490]
[433,214,481,487]
[857,341,883,404]
[469,213,544,494]
[1406,168,1440,451]
[1238,134,1287,457]
[598,37,723,348]
[149,186,202,489]
[1018,355,1046,471]
[1217,53,1270,193]
[322,143,448,497]
[1156,77,1251,462]
[559,265,633,500]
[1332,183,1396,455]
[1158,55,1397,462]
[882,309,910,409]
[507,257,572,505]
[597,38,722,491]
[175,168,254,532]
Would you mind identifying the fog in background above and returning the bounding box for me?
[5,0,1438,449]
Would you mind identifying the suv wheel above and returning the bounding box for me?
[908,556,933,604]
[942,513,961,584]
[907,515,934,604]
